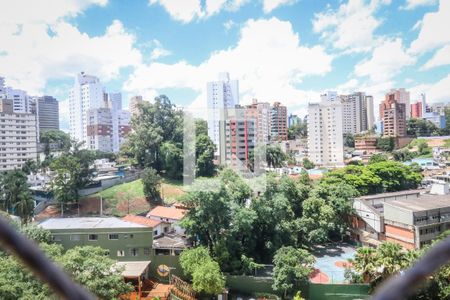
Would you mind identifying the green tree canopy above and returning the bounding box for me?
[142,167,162,207]
[272,246,315,299]
[0,170,34,223]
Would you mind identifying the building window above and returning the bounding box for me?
[144,247,151,256]
[52,235,62,242]
[109,234,119,240]
[70,235,80,241]
[129,248,138,257]
[117,250,125,257]
[88,234,98,241]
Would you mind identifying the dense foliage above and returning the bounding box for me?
[179,247,225,295]
[407,118,440,137]
[321,161,422,195]
[287,122,307,140]
[0,170,34,223]
[142,167,162,207]
[122,95,215,179]
[0,223,131,299]
[376,137,395,152]
[272,246,315,298]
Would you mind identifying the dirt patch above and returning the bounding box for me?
[35,205,60,222]
[116,197,150,216]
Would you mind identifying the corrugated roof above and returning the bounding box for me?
[115,261,151,278]
[146,206,187,220]
[39,217,147,230]
[122,215,162,227]
[385,194,450,212]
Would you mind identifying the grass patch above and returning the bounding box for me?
[83,178,186,217]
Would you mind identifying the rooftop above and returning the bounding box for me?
[385,194,450,212]
[147,206,187,220]
[153,234,189,250]
[39,217,147,230]
[356,189,423,201]
[122,215,162,227]
[115,261,151,278]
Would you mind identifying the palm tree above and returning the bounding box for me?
[0,170,34,223]
[352,246,377,283]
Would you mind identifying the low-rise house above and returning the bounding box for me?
[352,183,450,249]
[39,217,153,261]
[147,206,187,235]
[123,214,164,237]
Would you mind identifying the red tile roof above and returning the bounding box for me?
[146,206,187,220]
[122,215,162,227]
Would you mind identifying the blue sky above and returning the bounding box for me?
[0,0,450,130]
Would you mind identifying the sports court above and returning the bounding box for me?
[310,243,356,284]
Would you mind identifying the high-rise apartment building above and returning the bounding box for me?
[35,96,59,133]
[224,106,255,169]
[385,88,410,120]
[245,99,271,144]
[341,92,375,134]
[207,72,239,162]
[288,113,300,128]
[380,92,407,137]
[70,73,130,152]
[0,77,34,114]
[0,99,38,170]
[69,72,104,145]
[129,95,144,116]
[307,93,344,167]
[411,102,423,119]
[271,102,287,141]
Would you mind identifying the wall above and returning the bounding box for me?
[50,226,153,261]
[308,283,370,300]
[149,254,184,283]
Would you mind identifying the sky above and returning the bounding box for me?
[1,0,450,130]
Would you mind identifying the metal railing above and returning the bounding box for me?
[0,216,94,300]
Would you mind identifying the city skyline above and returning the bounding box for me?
[0,0,449,131]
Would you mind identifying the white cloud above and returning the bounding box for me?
[223,20,236,31]
[150,39,171,60]
[422,44,450,69]
[409,74,450,103]
[149,0,249,23]
[312,0,390,53]
[0,0,108,25]
[0,20,141,94]
[401,0,437,10]
[262,0,297,13]
[355,38,416,83]
[149,0,203,23]
[409,0,450,53]
[125,17,333,114]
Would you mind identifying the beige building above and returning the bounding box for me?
[245,99,271,144]
[129,95,144,116]
[0,99,38,170]
[380,91,407,137]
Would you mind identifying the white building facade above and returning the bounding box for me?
[341,92,375,135]
[207,72,239,161]
[307,93,344,167]
[0,99,38,170]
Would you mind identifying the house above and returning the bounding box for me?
[146,206,187,234]
[122,214,164,237]
[39,217,153,261]
[351,183,450,249]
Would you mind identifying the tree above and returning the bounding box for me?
[40,129,71,158]
[125,95,183,171]
[180,247,225,295]
[377,137,395,152]
[0,170,34,223]
[299,197,335,244]
[59,246,133,299]
[272,246,315,299]
[50,150,94,208]
[22,159,39,175]
[302,158,315,170]
[287,122,307,140]
[161,142,183,179]
[266,145,286,168]
[369,153,388,164]
[142,167,162,207]
[407,118,439,137]
[344,133,355,148]
[195,120,216,177]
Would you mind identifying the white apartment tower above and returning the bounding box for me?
[0,99,38,170]
[341,92,375,134]
[307,93,344,167]
[69,72,104,145]
[207,72,239,160]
